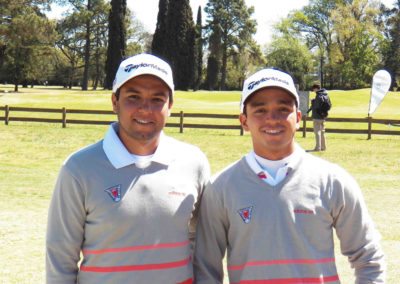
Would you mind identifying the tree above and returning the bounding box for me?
[56,0,110,90]
[56,14,86,88]
[90,0,109,90]
[288,0,337,88]
[56,0,105,90]
[152,0,169,60]
[104,0,126,90]
[193,6,203,90]
[266,36,313,90]
[380,0,400,90]
[331,0,382,88]
[204,0,257,90]
[168,0,195,90]
[152,0,195,90]
[126,14,153,55]
[205,26,222,90]
[0,0,56,91]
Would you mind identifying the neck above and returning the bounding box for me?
[253,143,296,161]
[118,132,161,156]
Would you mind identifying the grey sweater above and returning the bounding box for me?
[194,150,385,283]
[46,131,210,284]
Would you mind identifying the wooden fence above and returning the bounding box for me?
[1,105,400,139]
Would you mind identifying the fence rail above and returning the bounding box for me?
[1,105,400,139]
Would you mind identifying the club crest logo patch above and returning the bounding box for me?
[257,172,267,179]
[238,206,254,224]
[105,185,122,202]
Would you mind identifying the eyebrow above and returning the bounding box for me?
[124,87,169,98]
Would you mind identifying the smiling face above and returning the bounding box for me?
[239,87,302,160]
[112,74,172,155]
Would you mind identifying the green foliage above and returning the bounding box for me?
[0,0,57,90]
[152,0,195,90]
[330,0,382,89]
[167,0,196,90]
[55,0,110,90]
[193,6,203,91]
[151,0,169,60]
[266,36,313,90]
[204,0,258,90]
[279,0,390,89]
[380,1,400,90]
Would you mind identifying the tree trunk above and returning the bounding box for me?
[81,0,92,91]
[220,41,228,90]
[320,55,324,87]
[14,58,19,92]
[104,0,126,90]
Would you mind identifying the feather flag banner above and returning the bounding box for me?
[368,70,391,116]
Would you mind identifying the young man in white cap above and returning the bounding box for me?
[193,68,385,283]
[46,53,210,284]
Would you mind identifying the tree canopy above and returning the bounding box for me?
[204,0,257,90]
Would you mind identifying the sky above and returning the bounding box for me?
[50,0,395,45]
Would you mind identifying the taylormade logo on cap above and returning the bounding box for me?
[112,53,174,94]
[124,63,168,75]
[240,68,299,113]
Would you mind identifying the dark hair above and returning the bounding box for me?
[114,88,121,100]
[311,84,321,90]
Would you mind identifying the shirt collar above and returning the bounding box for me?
[245,144,305,179]
[102,122,173,169]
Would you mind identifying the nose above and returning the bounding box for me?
[267,110,282,120]
[138,99,152,112]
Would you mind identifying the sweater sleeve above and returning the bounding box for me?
[330,168,385,283]
[193,180,227,284]
[188,151,211,253]
[46,164,86,284]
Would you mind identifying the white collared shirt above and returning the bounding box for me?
[102,122,173,169]
[245,145,303,186]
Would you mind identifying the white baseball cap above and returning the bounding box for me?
[112,53,174,94]
[240,68,299,113]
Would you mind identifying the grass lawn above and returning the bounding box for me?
[0,85,399,283]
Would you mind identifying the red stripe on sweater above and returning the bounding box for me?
[233,275,339,284]
[228,258,335,270]
[177,278,192,284]
[83,240,190,255]
[80,257,191,272]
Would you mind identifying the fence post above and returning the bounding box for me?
[240,125,244,136]
[5,105,9,125]
[302,115,307,138]
[62,107,67,128]
[367,116,372,140]
[179,111,184,133]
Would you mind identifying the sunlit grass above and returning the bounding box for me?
[0,86,399,283]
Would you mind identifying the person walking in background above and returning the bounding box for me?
[46,53,210,284]
[193,68,385,283]
[307,83,331,151]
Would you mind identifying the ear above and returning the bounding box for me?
[239,113,249,131]
[111,93,118,113]
[295,110,302,130]
[168,101,173,117]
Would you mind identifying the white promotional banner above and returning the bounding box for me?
[368,70,391,116]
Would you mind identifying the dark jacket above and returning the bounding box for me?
[307,89,330,119]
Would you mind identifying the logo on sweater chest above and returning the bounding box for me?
[238,206,254,224]
[104,184,122,202]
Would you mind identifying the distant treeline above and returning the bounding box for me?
[1,0,399,92]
